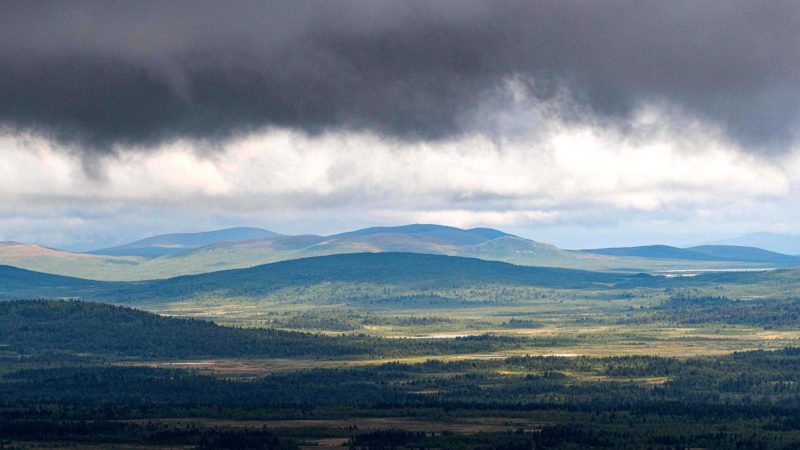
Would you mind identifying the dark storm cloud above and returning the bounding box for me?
[1,0,799,152]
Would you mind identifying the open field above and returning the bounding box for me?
[117,323,800,379]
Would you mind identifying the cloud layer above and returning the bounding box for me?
[2,1,800,152]
[2,2,800,248]
[2,97,798,249]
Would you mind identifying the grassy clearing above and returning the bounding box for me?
[132,279,800,360]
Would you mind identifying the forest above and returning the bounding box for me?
[4,346,800,448]
[3,300,800,448]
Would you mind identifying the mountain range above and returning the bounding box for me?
[2,252,798,309]
[0,253,645,301]
[705,232,800,256]
[581,244,800,264]
[1,224,798,281]
[90,227,280,257]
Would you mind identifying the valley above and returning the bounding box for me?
[3,226,800,448]
[5,3,800,447]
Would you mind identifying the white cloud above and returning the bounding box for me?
[0,98,798,249]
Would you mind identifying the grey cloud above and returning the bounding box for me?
[1,0,799,152]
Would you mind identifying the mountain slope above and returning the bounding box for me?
[0,300,529,362]
[581,245,722,261]
[4,254,798,311]
[581,244,800,265]
[0,300,388,358]
[2,225,790,282]
[127,230,601,281]
[0,265,108,299]
[458,236,586,266]
[2,253,653,302]
[707,232,800,255]
[687,245,800,264]
[0,242,142,280]
[0,265,98,290]
[332,224,510,245]
[91,227,281,257]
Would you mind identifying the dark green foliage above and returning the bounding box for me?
[269,310,451,331]
[0,300,363,359]
[0,266,90,289]
[623,295,800,328]
[0,419,294,449]
[6,349,800,410]
[111,253,651,301]
[5,253,800,311]
[1,253,653,302]
[348,426,792,450]
[0,300,527,359]
[5,350,800,448]
[502,318,544,329]
[0,366,421,406]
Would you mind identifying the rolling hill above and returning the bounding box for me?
[580,245,720,261]
[0,300,519,359]
[1,225,598,280]
[0,242,143,279]
[112,225,661,280]
[686,245,800,264]
[90,227,281,257]
[706,232,800,256]
[0,265,98,290]
[3,253,798,314]
[126,252,650,297]
[458,235,595,266]
[0,265,109,299]
[582,244,800,265]
[332,224,511,245]
[0,253,651,302]
[1,224,794,281]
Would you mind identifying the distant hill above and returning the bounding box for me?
[707,232,800,256]
[458,236,590,266]
[0,224,790,281]
[91,227,281,257]
[0,253,651,302]
[0,265,108,299]
[581,245,723,261]
[3,255,798,312]
[135,252,645,294]
[93,225,594,280]
[332,224,511,245]
[121,226,600,280]
[582,244,800,265]
[0,242,142,280]
[0,299,286,357]
[0,265,97,290]
[687,245,800,264]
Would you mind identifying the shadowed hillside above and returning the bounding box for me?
[98,252,656,303]
[0,252,650,302]
[0,265,108,299]
[0,300,526,359]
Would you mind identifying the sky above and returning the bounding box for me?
[1,1,800,250]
